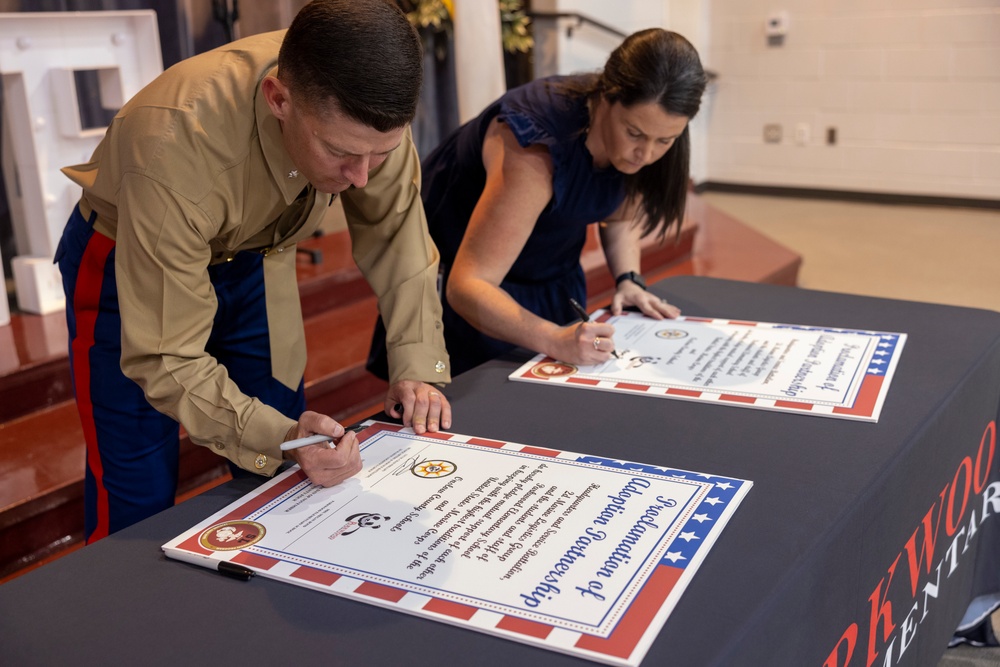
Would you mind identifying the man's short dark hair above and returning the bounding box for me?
[278,0,423,131]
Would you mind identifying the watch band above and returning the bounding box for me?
[615,271,647,291]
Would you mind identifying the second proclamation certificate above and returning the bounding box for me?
[511,311,906,422]
[164,422,751,666]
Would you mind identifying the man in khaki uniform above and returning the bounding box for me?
[55,0,451,543]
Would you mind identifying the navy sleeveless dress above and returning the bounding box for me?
[368,75,628,378]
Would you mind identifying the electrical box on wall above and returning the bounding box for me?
[766,10,789,47]
[766,11,790,37]
[794,123,810,146]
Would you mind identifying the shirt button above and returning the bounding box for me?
[214,442,225,450]
[435,361,446,373]
[254,453,267,469]
[276,247,284,253]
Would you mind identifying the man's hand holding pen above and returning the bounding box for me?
[282,411,363,487]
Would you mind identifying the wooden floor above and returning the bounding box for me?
[0,193,801,583]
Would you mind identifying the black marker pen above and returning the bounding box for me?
[166,550,255,581]
[569,297,590,322]
[218,561,255,581]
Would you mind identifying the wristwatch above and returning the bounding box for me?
[615,271,647,291]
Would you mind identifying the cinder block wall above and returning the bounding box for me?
[704,0,1000,199]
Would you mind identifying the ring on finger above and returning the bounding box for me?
[593,336,602,350]
[429,391,440,398]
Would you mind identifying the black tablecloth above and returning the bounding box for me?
[2,277,999,667]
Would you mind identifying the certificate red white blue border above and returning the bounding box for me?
[163,422,751,666]
[510,313,906,423]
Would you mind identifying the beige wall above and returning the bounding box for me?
[704,0,1000,199]
[175,0,307,49]
[232,0,309,38]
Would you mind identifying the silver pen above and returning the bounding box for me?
[279,423,367,451]
[279,434,334,451]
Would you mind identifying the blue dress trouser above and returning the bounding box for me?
[55,206,305,543]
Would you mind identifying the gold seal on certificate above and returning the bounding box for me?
[411,460,457,478]
[529,361,577,378]
[198,520,266,551]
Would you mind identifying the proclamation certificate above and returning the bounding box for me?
[510,311,906,422]
[164,422,751,666]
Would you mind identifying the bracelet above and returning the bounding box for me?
[615,271,647,291]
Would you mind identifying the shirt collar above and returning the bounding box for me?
[255,67,306,205]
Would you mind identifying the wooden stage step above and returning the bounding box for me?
[0,194,800,581]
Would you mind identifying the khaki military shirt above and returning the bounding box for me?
[62,31,450,476]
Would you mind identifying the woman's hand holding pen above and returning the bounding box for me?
[555,297,616,365]
[547,319,617,366]
[282,411,363,487]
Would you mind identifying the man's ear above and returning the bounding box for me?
[262,75,291,121]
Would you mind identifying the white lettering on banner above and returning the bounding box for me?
[824,421,997,667]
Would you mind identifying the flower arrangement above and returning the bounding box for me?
[399,0,533,54]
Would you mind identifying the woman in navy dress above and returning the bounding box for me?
[370,28,707,377]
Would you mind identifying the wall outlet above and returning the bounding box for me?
[794,122,810,146]
[763,124,782,143]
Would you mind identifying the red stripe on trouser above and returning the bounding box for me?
[72,231,116,544]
